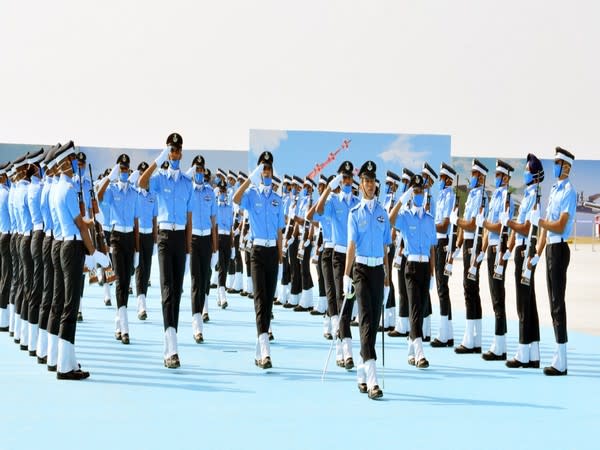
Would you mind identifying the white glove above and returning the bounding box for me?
[287,236,295,246]
[452,247,461,260]
[530,254,540,267]
[475,213,484,228]
[502,249,511,261]
[449,208,459,226]
[399,187,413,205]
[108,164,120,182]
[184,254,190,277]
[429,277,434,291]
[499,211,509,227]
[84,254,96,270]
[303,239,310,248]
[328,173,343,191]
[277,263,283,282]
[230,248,236,259]
[343,275,353,296]
[155,147,170,167]
[468,265,478,278]
[249,164,264,186]
[153,243,158,255]
[444,263,453,276]
[133,251,139,269]
[494,264,504,277]
[529,208,540,227]
[185,167,195,178]
[93,250,110,268]
[476,251,484,264]
[210,251,219,271]
[383,286,390,305]
[128,170,141,185]
[521,268,532,283]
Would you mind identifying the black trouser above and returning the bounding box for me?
[9,234,20,309]
[385,244,396,308]
[300,243,314,291]
[316,250,325,297]
[244,244,252,278]
[136,233,154,297]
[47,240,64,336]
[546,242,569,344]
[514,244,540,344]
[191,234,212,316]
[354,263,384,361]
[217,234,232,287]
[333,251,353,339]
[435,238,452,319]
[59,240,85,344]
[462,239,482,320]
[28,230,45,325]
[158,229,186,331]
[251,245,278,335]
[19,235,33,322]
[228,233,242,275]
[111,231,135,309]
[405,261,431,340]
[281,242,291,285]
[288,239,302,296]
[38,235,54,331]
[322,248,337,316]
[0,233,12,311]
[397,255,409,317]
[487,246,507,335]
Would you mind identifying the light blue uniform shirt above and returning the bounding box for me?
[216,193,233,231]
[424,188,436,219]
[149,171,193,226]
[55,174,80,238]
[515,184,538,240]
[394,207,437,256]
[73,175,91,216]
[313,211,332,243]
[15,180,33,233]
[190,183,217,230]
[28,176,44,228]
[486,185,515,244]
[49,177,63,239]
[434,186,455,235]
[462,186,489,239]
[322,192,360,248]
[0,184,10,234]
[102,182,139,228]
[296,194,314,220]
[546,178,576,241]
[240,186,285,241]
[40,177,53,233]
[348,199,392,259]
[98,181,112,228]
[8,185,17,233]
[135,189,157,230]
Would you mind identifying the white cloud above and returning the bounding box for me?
[378,135,429,171]
[249,130,288,156]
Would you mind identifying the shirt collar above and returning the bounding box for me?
[117,181,129,192]
[167,168,180,181]
[361,197,375,213]
[556,177,568,190]
[259,184,272,196]
[410,205,425,218]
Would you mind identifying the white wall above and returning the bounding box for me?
[1,0,599,159]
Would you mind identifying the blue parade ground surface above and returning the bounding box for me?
[1,261,599,450]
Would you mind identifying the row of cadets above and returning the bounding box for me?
[381,170,401,331]
[293,176,316,312]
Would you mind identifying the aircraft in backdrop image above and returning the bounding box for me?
[306,138,351,180]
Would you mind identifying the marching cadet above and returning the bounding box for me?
[533,146,576,376]
[209,169,227,290]
[98,154,140,345]
[381,170,400,331]
[315,161,360,370]
[233,151,284,369]
[420,162,438,341]
[138,133,193,368]
[54,142,110,379]
[0,162,11,331]
[308,175,329,318]
[73,151,92,321]
[97,169,114,307]
[240,180,254,300]
[277,175,298,306]
[388,168,414,338]
[390,174,436,369]
[503,153,543,369]
[226,170,246,295]
[130,162,157,321]
[215,177,233,309]
[26,148,46,356]
[480,160,515,361]
[8,163,20,338]
[431,162,457,348]
[294,177,316,312]
[449,159,489,354]
[189,155,218,341]
[283,176,304,309]
[346,160,391,399]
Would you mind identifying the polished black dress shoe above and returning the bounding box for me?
[525,360,540,368]
[385,326,395,332]
[293,305,310,312]
[29,350,36,357]
[121,334,130,345]
[20,344,28,351]
[283,302,295,309]
[310,309,324,316]
[344,358,354,370]
[257,356,272,369]
[14,338,20,344]
[77,312,83,322]
[416,358,429,369]
[388,330,409,338]
[138,310,147,320]
[430,338,452,348]
[0,326,9,332]
[221,301,228,309]
[240,291,248,297]
[482,351,507,361]
[350,320,359,327]
[104,298,112,306]
[268,332,274,341]
[229,288,241,294]
[202,313,210,323]
[164,355,181,369]
[273,299,282,305]
[323,332,333,340]
[37,356,47,365]
[543,366,567,376]
[358,383,368,394]
[194,333,204,344]
[57,369,90,380]
[454,345,481,354]
[423,336,431,343]
[115,331,122,341]
[9,331,14,337]
[247,293,254,299]
[47,365,57,372]
[210,283,217,289]
[368,385,383,400]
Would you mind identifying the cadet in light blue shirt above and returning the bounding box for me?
[215,177,233,307]
[0,162,12,329]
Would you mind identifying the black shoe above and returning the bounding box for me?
[121,334,130,345]
[128,287,133,295]
[344,358,354,370]
[388,330,409,338]
[147,281,151,287]
[138,310,147,320]
[202,313,210,323]
[20,344,28,351]
[47,365,57,372]
[164,355,180,369]
[543,366,567,376]
[350,320,359,327]
[430,338,448,348]
[293,305,310,312]
[454,345,477,354]
[257,356,272,369]
[408,356,416,366]
[368,385,383,400]
[248,293,254,299]
[29,350,36,357]
[358,383,368,394]
[240,291,248,297]
[104,298,112,306]
[506,358,527,368]
[14,338,20,344]
[194,333,204,344]
[57,369,90,380]
[423,336,431,343]
[323,332,333,340]
[524,360,540,369]
[221,301,228,309]
[283,302,295,309]
[210,283,217,289]
[77,312,83,322]
[310,309,324,316]
[0,326,8,332]
[416,358,429,369]
[268,332,274,341]
[9,331,14,337]
[385,326,395,332]
[336,359,345,368]
[37,356,47,364]
[229,289,241,294]
[482,351,507,361]
[273,299,282,306]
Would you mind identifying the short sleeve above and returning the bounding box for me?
[347,211,358,246]
[66,187,81,220]
[148,174,160,195]
[186,183,193,213]
[240,189,252,212]
[383,216,392,246]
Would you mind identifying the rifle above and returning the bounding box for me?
[444,175,460,276]
[282,194,298,256]
[493,184,511,280]
[521,182,541,285]
[467,176,487,281]
[77,166,86,217]
[297,195,314,261]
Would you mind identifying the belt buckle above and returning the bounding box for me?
[265,239,271,247]
[171,224,176,231]
[368,257,376,266]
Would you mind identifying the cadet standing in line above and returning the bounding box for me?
[381,170,400,331]
[420,163,438,341]
[138,133,193,368]
[0,162,11,331]
[294,177,316,312]
[215,177,233,309]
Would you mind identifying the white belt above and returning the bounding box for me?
[334,244,347,254]
[102,224,111,232]
[192,228,211,236]
[355,256,383,267]
[253,238,277,248]
[436,233,448,239]
[463,232,474,239]
[548,235,566,245]
[139,227,153,234]
[112,225,134,233]
[324,242,335,249]
[22,231,31,237]
[407,254,429,263]
[159,223,186,231]
[33,223,44,231]
[45,231,53,238]
[218,228,231,235]
[488,238,500,246]
[63,234,82,241]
